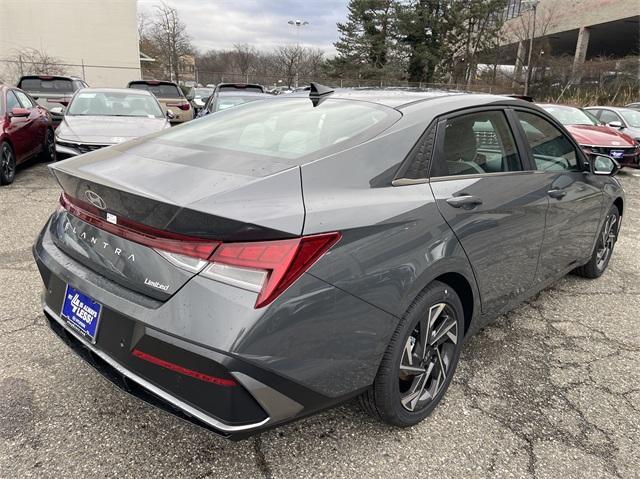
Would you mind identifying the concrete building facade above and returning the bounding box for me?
[500,0,639,81]
[0,0,141,87]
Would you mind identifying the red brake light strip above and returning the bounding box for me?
[132,349,237,387]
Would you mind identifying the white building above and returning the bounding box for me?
[0,0,141,87]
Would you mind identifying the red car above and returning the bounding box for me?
[1,85,55,185]
[540,104,640,168]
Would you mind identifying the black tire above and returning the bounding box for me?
[574,205,620,279]
[0,141,16,185]
[39,128,56,162]
[360,281,464,427]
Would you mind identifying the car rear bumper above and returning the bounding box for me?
[32,221,346,440]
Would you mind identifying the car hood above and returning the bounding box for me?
[619,126,640,141]
[57,115,169,144]
[565,124,636,147]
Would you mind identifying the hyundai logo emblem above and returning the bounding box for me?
[85,190,106,210]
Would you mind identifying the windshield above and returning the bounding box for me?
[620,109,640,128]
[68,91,164,117]
[129,83,182,98]
[543,106,597,126]
[158,98,399,162]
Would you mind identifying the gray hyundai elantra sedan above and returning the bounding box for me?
[33,85,624,439]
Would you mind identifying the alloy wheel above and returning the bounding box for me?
[1,144,15,182]
[399,302,459,412]
[596,213,617,271]
[46,130,56,161]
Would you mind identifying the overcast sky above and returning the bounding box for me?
[137,0,348,55]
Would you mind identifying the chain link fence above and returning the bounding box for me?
[1,57,637,106]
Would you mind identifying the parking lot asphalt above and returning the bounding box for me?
[0,162,638,479]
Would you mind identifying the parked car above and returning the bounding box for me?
[1,85,55,185]
[625,102,640,110]
[16,75,89,129]
[197,90,272,117]
[584,106,640,142]
[126,80,194,124]
[540,104,640,168]
[190,87,214,114]
[55,88,171,158]
[33,87,623,439]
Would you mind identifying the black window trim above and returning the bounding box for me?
[509,106,589,173]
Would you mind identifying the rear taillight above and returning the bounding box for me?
[201,233,341,308]
[167,102,191,111]
[59,192,340,308]
[60,193,219,260]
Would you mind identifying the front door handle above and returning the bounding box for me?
[548,188,567,199]
[446,195,483,209]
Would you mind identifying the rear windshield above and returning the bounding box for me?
[156,97,400,162]
[213,95,265,112]
[217,84,264,93]
[18,78,73,93]
[129,83,182,98]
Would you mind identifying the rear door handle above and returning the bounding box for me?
[548,188,567,199]
[446,195,483,209]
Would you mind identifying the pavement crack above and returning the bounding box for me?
[253,435,273,479]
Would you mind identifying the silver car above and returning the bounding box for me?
[585,106,640,142]
[55,88,171,157]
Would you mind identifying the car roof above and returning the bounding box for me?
[17,75,83,81]
[217,91,272,98]
[288,88,531,111]
[128,80,179,87]
[585,106,635,112]
[537,103,580,109]
[78,87,154,96]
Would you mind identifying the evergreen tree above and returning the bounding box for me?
[332,0,396,78]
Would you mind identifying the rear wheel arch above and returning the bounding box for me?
[613,197,623,217]
[433,272,474,337]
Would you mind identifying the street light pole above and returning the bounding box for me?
[523,0,539,96]
[288,19,309,88]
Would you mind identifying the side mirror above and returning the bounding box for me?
[591,154,620,176]
[608,120,623,129]
[165,109,176,120]
[49,106,65,115]
[9,107,29,118]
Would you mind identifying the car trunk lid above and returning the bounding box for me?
[48,140,305,300]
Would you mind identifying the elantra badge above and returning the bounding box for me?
[85,190,106,210]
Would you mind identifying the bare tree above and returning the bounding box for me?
[232,43,257,78]
[274,45,304,87]
[148,2,193,83]
[3,48,68,84]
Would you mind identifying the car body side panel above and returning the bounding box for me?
[430,172,549,316]
[300,124,479,324]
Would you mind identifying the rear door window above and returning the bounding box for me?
[14,91,35,108]
[599,110,621,124]
[516,111,580,172]
[432,110,522,177]
[6,91,21,110]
